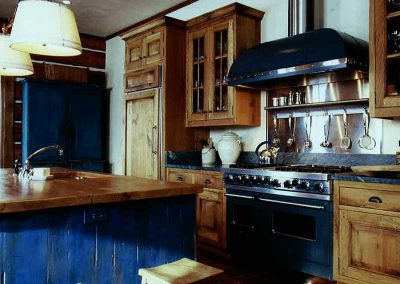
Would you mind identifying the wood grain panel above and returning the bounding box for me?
[45,64,88,83]
[0,77,14,168]
[32,49,105,69]
[125,89,159,179]
[339,210,400,284]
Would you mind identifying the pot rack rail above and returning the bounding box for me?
[264,98,369,119]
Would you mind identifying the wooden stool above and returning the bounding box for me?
[138,258,223,284]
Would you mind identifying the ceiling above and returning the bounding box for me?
[0,0,187,38]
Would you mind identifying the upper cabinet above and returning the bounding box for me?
[125,28,164,72]
[370,0,400,117]
[186,4,264,127]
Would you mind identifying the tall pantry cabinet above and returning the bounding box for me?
[122,17,207,180]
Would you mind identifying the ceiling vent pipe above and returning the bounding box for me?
[288,0,314,36]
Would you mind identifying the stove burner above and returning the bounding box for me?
[274,165,353,174]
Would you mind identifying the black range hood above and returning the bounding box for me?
[227,28,369,88]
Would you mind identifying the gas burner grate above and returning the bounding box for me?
[274,165,353,174]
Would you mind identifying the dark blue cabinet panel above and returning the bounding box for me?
[0,196,196,284]
[22,80,69,163]
[21,79,107,172]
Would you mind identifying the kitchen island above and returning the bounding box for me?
[0,169,201,284]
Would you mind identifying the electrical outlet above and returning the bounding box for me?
[83,208,107,224]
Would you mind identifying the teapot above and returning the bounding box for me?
[255,141,279,165]
[216,131,241,165]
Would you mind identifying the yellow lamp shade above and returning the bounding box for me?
[9,0,82,57]
[0,35,34,76]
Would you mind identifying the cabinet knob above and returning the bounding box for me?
[204,179,211,185]
[368,196,382,203]
[176,176,184,182]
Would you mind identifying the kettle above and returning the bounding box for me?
[255,141,279,165]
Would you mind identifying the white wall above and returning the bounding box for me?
[106,0,400,173]
[106,36,125,175]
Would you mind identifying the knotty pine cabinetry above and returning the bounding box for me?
[167,168,226,249]
[334,180,400,284]
[123,18,208,180]
[370,0,400,117]
[186,3,264,127]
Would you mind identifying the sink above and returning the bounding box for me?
[52,171,109,180]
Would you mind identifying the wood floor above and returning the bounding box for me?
[197,249,336,284]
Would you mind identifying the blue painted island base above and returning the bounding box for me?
[0,195,196,284]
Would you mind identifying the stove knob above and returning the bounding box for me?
[292,179,299,187]
[259,176,270,184]
[284,180,292,188]
[299,181,310,190]
[272,179,281,187]
[251,175,259,183]
[236,175,243,183]
[314,183,324,192]
[244,175,250,181]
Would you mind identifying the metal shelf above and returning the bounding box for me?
[264,98,369,111]
[265,99,370,119]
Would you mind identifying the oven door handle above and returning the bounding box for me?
[225,193,254,200]
[258,198,326,210]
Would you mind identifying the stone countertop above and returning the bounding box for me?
[332,173,400,185]
[166,163,223,172]
[0,168,202,214]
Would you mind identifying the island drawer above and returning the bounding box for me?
[167,170,195,184]
[339,186,400,212]
[195,174,223,189]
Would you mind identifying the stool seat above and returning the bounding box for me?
[138,258,223,284]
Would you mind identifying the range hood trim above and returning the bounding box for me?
[228,57,367,87]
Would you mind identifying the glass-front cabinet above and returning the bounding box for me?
[186,4,264,127]
[187,28,208,122]
[370,0,400,117]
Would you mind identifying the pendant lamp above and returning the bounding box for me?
[9,0,82,57]
[0,34,33,76]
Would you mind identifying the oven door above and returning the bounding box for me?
[257,193,333,280]
[225,189,264,265]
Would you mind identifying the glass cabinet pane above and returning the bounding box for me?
[192,36,206,114]
[213,29,229,112]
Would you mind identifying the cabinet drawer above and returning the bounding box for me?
[340,186,400,212]
[125,66,160,93]
[167,171,195,184]
[195,174,223,189]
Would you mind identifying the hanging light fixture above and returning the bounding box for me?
[9,0,82,57]
[0,22,33,76]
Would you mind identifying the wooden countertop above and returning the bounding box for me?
[0,168,202,214]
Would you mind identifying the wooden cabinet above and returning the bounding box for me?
[167,168,226,249]
[185,3,264,127]
[370,0,400,117]
[125,28,164,72]
[124,89,159,179]
[122,18,209,180]
[334,180,400,284]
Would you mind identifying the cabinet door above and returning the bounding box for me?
[142,30,163,66]
[21,80,69,164]
[196,188,224,248]
[125,89,159,179]
[339,209,400,284]
[125,66,161,93]
[125,37,143,71]
[186,28,210,123]
[208,20,234,120]
[371,0,400,117]
[69,84,103,161]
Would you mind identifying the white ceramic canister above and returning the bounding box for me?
[201,146,216,165]
[216,131,241,165]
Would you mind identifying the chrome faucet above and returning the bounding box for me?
[18,145,64,179]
